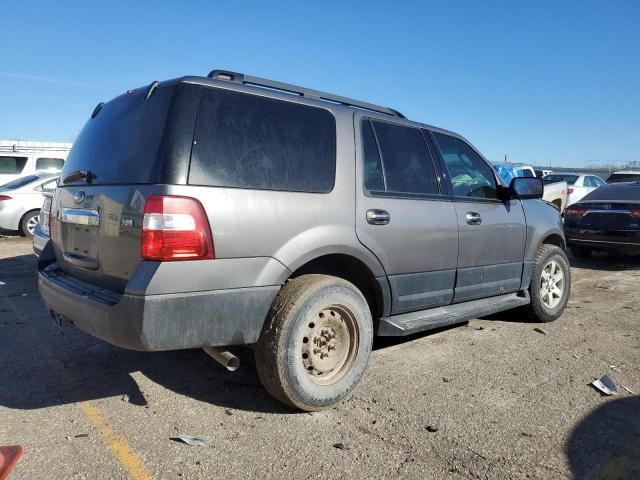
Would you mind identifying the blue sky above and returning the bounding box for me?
[1,0,638,168]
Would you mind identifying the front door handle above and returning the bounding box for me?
[466,212,483,225]
[366,209,390,225]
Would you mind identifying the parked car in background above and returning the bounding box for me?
[564,181,640,257]
[606,170,640,184]
[37,70,570,411]
[534,169,553,178]
[0,140,70,184]
[0,174,58,236]
[494,163,568,211]
[543,173,606,206]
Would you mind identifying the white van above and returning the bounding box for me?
[0,140,72,185]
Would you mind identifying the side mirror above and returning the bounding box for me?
[510,177,543,200]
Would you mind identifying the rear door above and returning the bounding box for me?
[430,131,526,303]
[355,115,459,315]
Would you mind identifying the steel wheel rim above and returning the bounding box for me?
[300,305,359,386]
[539,260,564,309]
[26,215,39,235]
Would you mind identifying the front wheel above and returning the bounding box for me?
[522,245,571,323]
[255,274,373,411]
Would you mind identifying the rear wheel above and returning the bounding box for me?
[570,245,592,259]
[255,274,373,411]
[522,244,571,323]
[19,210,40,237]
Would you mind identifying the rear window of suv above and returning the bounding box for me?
[189,88,336,193]
[60,84,175,185]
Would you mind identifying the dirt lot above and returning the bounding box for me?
[1,236,639,480]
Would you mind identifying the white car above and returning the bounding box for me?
[606,170,640,183]
[543,173,606,206]
[0,174,58,236]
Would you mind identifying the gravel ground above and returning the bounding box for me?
[1,236,639,479]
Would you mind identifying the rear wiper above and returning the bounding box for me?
[62,170,95,185]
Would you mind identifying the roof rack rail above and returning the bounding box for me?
[207,69,405,119]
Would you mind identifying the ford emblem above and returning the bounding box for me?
[73,191,86,204]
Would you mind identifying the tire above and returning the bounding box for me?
[522,244,571,323]
[255,274,373,411]
[19,210,40,237]
[570,245,592,259]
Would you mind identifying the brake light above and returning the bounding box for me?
[630,208,640,218]
[141,195,214,261]
[565,207,586,218]
[0,195,12,201]
[567,188,574,195]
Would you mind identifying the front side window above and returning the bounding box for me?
[362,120,439,196]
[190,88,336,193]
[432,133,497,200]
[36,157,65,172]
[0,156,28,175]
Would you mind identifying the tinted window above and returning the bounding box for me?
[607,173,640,183]
[433,133,497,199]
[190,88,336,192]
[0,156,28,174]
[544,174,578,185]
[593,176,606,187]
[518,168,535,178]
[369,121,438,195]
[36,157,64,172]
[582,183,640,201]
[61,84,175,185]
[362,120,385,191]
[0,174,39,190]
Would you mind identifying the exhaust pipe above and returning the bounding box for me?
[203,346,240,372]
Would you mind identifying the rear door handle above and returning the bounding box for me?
[465,212,483,225]
[366,209,390,225]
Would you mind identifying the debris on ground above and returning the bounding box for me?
[475,326,484,331]
[0,445,23,479]
[621,385,636,395]
[591,375,618,396]
[171,435,208,446]
[533,327,548,335]
[426,425,439,433]
[443,377,454,383]
[333,443,349,450]
[609,365,621,373]
[121,393,130,402]
[74,434,89,438]
[224,409,233,416]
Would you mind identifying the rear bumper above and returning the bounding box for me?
[38,263,280,351]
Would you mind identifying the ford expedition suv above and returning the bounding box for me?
[37,70,571,411]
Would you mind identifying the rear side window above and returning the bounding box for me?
[190,88,336,193]
[0,156,28,174]
[61,84,175,185]
[432,132,498,200]
[362,120,439,196]
[36,157,64,172]
[0,174,38,190]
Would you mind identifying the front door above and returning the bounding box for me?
[354,115,459,315]
[430,131,527,303]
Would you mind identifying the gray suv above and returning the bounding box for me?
[38,70,570,411]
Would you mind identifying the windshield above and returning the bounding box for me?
[607,173,640,183]
[60,84,175,185]
[544,174,578,185]
[582,182,640,201]
[0,175,40,190]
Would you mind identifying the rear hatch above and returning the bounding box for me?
[50,81,193,292]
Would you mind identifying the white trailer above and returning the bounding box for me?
[0,140,72,184]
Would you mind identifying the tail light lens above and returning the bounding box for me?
[630,208,640,218]
[41,197,52,236]
[141,195,214,261]
[567,187,574,195]
[0,195,12,201]
[565,207,586,218]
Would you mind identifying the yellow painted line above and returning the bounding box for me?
[79,402,154,480]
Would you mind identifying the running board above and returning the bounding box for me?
[377,291,530,336]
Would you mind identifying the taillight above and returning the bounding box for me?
[141,195,214,261]
[630,208,640,218]
[565,207,586,218]
[0,195,12,201]
[567,187,574,195]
